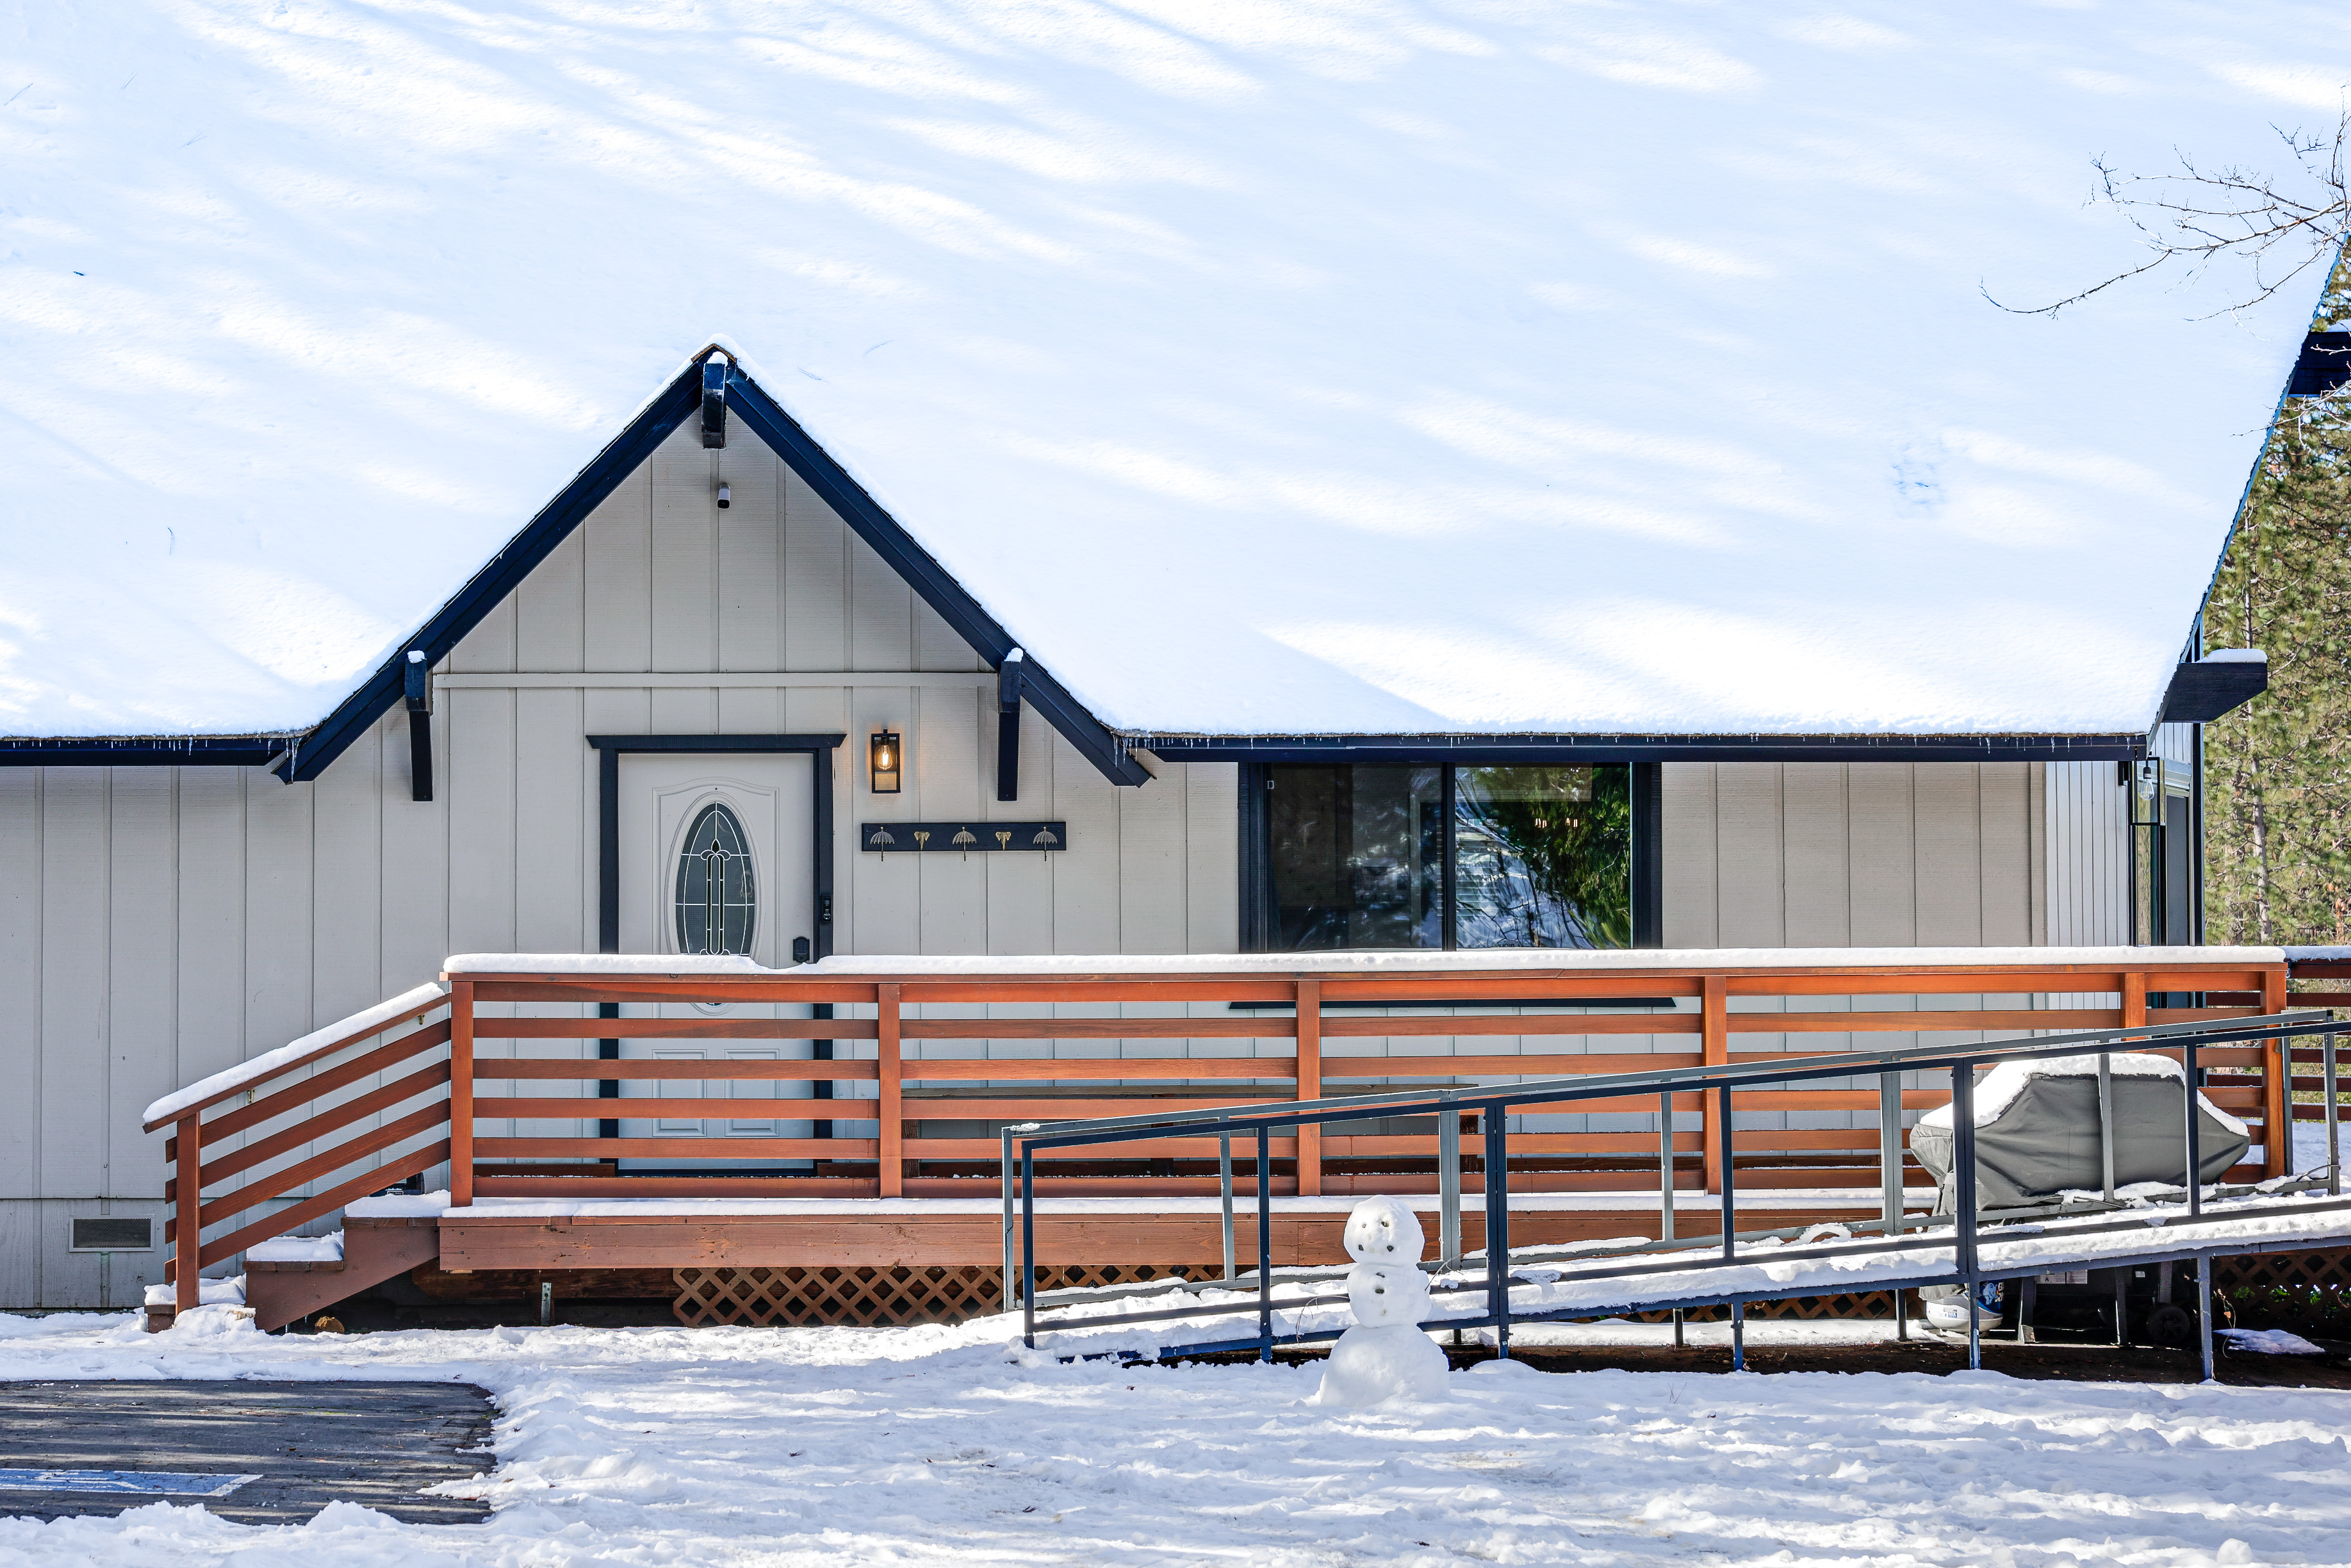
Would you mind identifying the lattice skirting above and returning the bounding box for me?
[671,1262,1212,1328]
[2216,1250,2351,1294]
[669,1254,2351,1329]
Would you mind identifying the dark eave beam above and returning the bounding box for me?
[1138,733,2151,765]
[0,738,290,767]
[2159,657,2268,724]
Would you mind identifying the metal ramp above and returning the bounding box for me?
[1004,1012,2351,1377]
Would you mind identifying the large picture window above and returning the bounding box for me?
[1246,762,1655,951]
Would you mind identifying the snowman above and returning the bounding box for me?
[1310,1196,1450,1407]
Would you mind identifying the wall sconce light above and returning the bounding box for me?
[870,730,903,793]
[2126,758,2163,828]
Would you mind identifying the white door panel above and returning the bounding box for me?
[614,755,816,1171]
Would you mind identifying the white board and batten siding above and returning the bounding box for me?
[0,416,2147,1306]
[0,421,1236,1307]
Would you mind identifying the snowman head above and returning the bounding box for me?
[1346,1262,1431,1327]
[1342,1196,1426,1264]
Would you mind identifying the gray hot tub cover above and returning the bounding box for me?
[1909,1052,2250,1211]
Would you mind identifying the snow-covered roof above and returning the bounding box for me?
[4,4,2339,743]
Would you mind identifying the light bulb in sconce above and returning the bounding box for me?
[716,484,732,509]
[870,730,903,793]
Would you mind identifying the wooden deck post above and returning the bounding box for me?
[2264,964,2292,1179]
[450,980,475,1207]
[1295,978,1322,1197]
[878,983,903,1198]
[174,1112,202,1316]
[1701,974,1728,1195]
[2120,970,2146,1030]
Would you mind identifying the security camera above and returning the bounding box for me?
[716,484,731,509]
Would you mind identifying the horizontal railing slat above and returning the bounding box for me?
[195,1142,449,1270]
[188,1104,453,1230]
[190,1020,451,1148]
[173,1063,450,1190]
[473,1137,875,1157]
[480,1059,879,1081]
[487,1018,880,1040]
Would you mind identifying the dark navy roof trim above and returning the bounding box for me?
[1138,733,2150,764]
[277,352,1148,787]
[0,737,290,767]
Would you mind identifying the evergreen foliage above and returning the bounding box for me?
[2204,260,2351,943]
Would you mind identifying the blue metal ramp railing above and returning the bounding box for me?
[1002,1010,2347,1376]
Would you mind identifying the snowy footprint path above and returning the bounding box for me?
[1,1311,2348,1565]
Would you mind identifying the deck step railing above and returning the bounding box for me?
[147,986,456,1316]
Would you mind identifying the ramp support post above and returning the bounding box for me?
[1001,1128,1016,1309]
[1256,1124,1273,1364]
[1485,1103,1511,1359]
[1020,1144,1036,1350]
[2197,1254,2216,1383]
[1954,1061,1980,1371]
[2184,1041,2203,1220]
[2327,1031,2341,1197]
[1877,1070,1903,1236]
[1731,1301,1745,1371]
[2098,1054,2115,1202]
[1439,1104,1462,1266]
[1219,1128,1235,1281]
[1659,1091,1676,1244]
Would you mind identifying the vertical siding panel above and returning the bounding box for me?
[515,689,587,952]
[1780,764,1850,947]
[1051,731,1121,954]
[1979,762,2033,947]
[586,464,653,673]
[1183,762,1240,954]
[913,596,980,672]
[1119,764,1187,956]
[2028,763,2049,945]
[1712,764,1784,948]
[517,529,586,672]
[450,596,517,674]
[446,689,518,953]
[0,773,42,1207]
[310,723,384,1029]
[717,438,780,672]
[243,765,315,1059]
[37,772,105,1305]
[782,471,849,671]
[381,710,450,994]
[851,686,919,954]
[1847,765,1917,945]
[915,687,987,954]
[648,687,716,734]
[651,426,717,672]
[1913,765,1983,946]
[1660,763,1717,947]
[849,533,913,671]
[108,771,177,1201]
[583,689,653,944]
[175,770,246,1102]
[986,704,1057,956]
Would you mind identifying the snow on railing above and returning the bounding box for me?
[143,982,451,1126]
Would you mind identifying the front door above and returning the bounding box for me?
[615,755,815,1170]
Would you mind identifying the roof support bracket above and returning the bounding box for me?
[700,359,728,448]
[403,651,434,803]
[997,649,1024,803]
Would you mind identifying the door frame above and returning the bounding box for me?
[586,735,846,1148]
[589,733,845,961]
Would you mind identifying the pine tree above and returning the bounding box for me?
[2204,260,2351,942]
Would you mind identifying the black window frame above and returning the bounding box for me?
[1239,760,1662,952]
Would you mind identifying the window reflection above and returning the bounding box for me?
[1261,764,1632,951]
[1266,765,1441,950]
[1452,765,1630,949]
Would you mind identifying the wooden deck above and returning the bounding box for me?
[147,947,2333,1322]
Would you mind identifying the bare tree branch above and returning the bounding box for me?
[1985,111,2351,318]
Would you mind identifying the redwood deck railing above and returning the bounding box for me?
[151,949,2328,1316]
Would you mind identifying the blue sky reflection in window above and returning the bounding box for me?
[676,803,757,956]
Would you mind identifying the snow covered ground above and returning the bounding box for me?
[3,1304,2350,1565]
